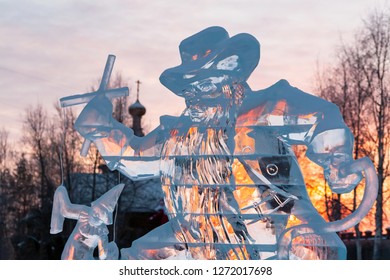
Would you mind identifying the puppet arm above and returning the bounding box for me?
[74,95,163,180]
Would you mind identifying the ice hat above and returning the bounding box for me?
[91,183,125,213]
[160,26,260,92]
[178,26,260,72]
[179,26,229,63]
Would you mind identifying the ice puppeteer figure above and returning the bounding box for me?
[54,26,378,260]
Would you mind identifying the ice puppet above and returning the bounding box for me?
[59,26,378,260]
[50,184,124,260]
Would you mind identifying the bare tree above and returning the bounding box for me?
[22,104,56,214]
[0,128,11,208]
[52,105,84,198]
[0,128,9,170]
[12,154,39,221]
[111,72,132,126]
[361,10,390,259]
[316,9,390,259]
[0,127,15,259]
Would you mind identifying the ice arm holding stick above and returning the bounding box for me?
[61,55,162,180]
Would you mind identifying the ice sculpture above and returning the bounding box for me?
[54,26,378,260]
[50,183,124,260]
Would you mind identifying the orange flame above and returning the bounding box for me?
[237,105,266,126]
[66,246,74,260]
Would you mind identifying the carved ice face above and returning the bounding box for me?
[161,56,239,101]
[89,205,112,226]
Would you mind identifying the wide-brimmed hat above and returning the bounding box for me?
[160,26,260,91]
[179,26,260,74]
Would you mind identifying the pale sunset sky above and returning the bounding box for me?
[1,0,388,143]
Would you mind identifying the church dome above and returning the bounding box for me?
[129,99,146,116]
